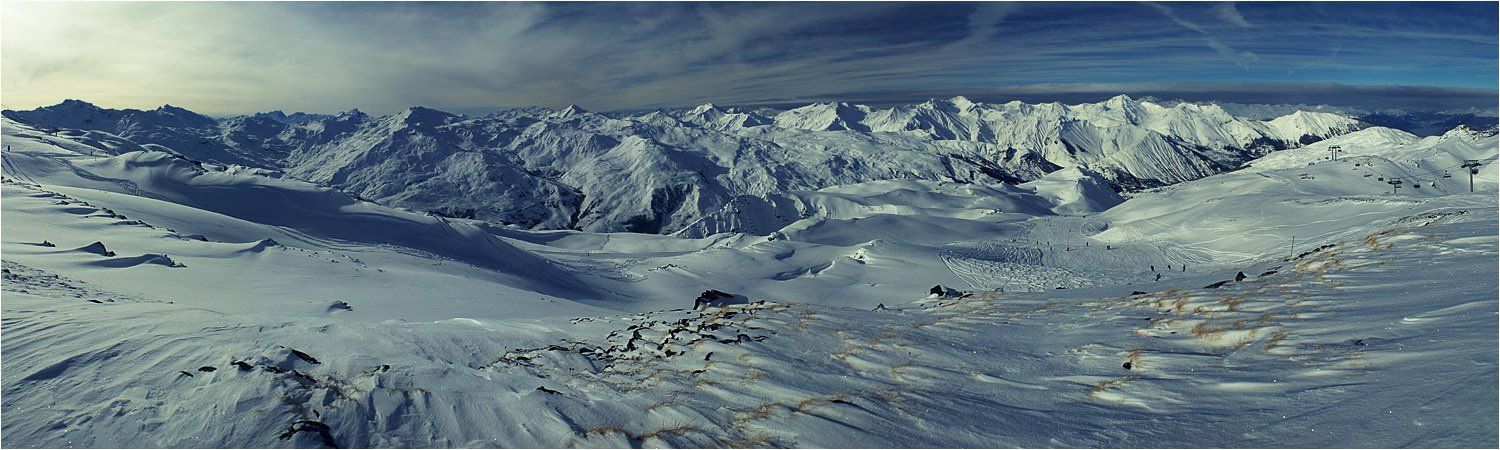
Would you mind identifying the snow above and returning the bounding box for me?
[2,98,1496,447]
[1020,167,1125,215]
[4,96,1366,235]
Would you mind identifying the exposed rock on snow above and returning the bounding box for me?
[692,289,748,309]
[74,241,116,257]
[0,98,1495,448]
[4,96,1366,234]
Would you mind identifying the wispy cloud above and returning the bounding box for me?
[1144,2,1257,69]
[1214,2,1255,28]
[1,2,1493,115]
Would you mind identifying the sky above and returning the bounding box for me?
[2,1,1496,115]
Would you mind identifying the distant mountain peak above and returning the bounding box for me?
[948,96,977,110]
[556,105,589,117]
[395,106,457,127]
[1104,94,1136,107]
[55,99,100,109]
[256,110,290,120]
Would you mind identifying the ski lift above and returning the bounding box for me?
[1377,177,1385,181]
[1363,173,1373,178]
[1443,172,1453,178]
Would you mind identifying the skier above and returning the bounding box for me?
[1150,265,1155,272]
[1154,273,1162,282]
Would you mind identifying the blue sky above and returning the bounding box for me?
[3,2,1495,114]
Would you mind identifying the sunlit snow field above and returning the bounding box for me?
[2,105,1496,447]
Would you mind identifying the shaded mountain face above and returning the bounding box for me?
[2,95,1364,234]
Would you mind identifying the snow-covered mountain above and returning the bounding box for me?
[3,95,1365,233]
[2,99,1494,447]
[1134,99,1496,136]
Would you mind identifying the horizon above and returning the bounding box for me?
[8,88,1498,120]
[3,2,1496,115]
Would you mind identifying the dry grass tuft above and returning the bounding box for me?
[1219,295,1245,311]
[1263,329,1289,352]
[1088,376,1139,397]
[1189,322,1226,341]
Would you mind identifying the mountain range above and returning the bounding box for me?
[4,95,1367,233]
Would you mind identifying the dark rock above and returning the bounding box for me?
[1204,280,1232,289]
[279,420,337,448]
[929,285,964,297]
[1234,271,1247,282]
[198,366,217,372]
[536,386,562,395]
[287,348,321,364]
[232,360,254,371]
[284,370,317,386]
[1123,362,1133,370]
[76,241,115,257]
[693,289,748,309]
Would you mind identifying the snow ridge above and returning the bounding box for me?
[3,96,1365,234]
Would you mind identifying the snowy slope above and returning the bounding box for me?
[1020,167,1126,215]
[1099,125,1498,264]
[2,94,1496,448]
[4,96,1365,234]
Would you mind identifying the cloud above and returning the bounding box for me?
[943,3,1017,51]
[1214,3,1255,28]
[1,2,1494,115]
[1144,2,1255,69]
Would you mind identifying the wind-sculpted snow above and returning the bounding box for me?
[4,95,1364,234]
[2,97,1496,447]
[2,205,1494,447]
[2,142,598,301]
